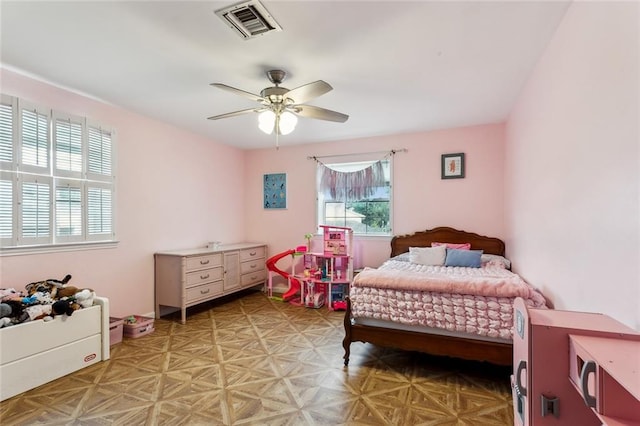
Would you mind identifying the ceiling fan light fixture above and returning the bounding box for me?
[278,111,297,135]
[258,110,276,134]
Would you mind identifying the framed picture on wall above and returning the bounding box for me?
[441,153,465,179]
[263,173,287,209]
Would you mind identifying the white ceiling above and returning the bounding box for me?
[0,1,571,150]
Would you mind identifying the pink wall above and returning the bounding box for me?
[505,2,639,328]
[0,69,246,318]
[244,124,505,269]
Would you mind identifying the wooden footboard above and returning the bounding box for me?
[343,298,512,366]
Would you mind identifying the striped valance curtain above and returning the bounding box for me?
[318,160,385,202]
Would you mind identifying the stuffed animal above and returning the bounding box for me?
[24,303,52,321]
[0,300,22,318]
[52,299,78,316]
[74,289,96,309]
[56,285,82,299]
[0,288,24,302]
[22,291,54,306]
[0,300,26,325]
[0,303,11,318]
[24,275,93,304]
[25,274,72,299]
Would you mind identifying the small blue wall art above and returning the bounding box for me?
[263,173,287,209]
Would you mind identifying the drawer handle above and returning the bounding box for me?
[580,360,597,408]
[251,275,257,280]
[200,274,210,280]
[200,259,210,265]
[515,360,527,397]
[200,288,210,295]
[250,264,257,269]
[249,251,257,256]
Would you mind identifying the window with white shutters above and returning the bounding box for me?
[0,173,14,244]
[19,176,52,244]
[53,113,83,178]
[87,125,112,180]
[55,179,82,241]
[0,94,116,251]
[20,103,50,173]
[0,96,15,168]
[87,184,113,238]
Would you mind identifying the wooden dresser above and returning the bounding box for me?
[154,243,267,323]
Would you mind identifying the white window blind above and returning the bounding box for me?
[87,185,112,237]
[0,175,13,241]
[87,125,112,180]
[53,113,83,177]
[0,96,14,165]
[20,104,50,172]
[55,180,82,240]
[20,176,52,244]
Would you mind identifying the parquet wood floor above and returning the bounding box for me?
[0,289,514,425]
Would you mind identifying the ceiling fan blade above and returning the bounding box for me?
[285,80,333,104]
[210,83,265,103]
[207,107,265,120]
[292,105,349,123]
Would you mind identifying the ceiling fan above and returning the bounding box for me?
[208,69,349,145]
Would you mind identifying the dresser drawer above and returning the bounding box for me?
[186,266,223,287]
[186,254,222,272]
[241,269,267,287]
[240,259,265,275]
[186,281,223,303]
[240,246,265,262]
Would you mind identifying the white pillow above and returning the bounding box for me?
[409,245,447,266]
[481,254,511,269]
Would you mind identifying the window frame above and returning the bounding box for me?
[0,94,117,254]
[316,157,393,237]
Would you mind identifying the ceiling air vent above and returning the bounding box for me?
[215,0,282,40]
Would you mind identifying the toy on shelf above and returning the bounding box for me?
[322,225,348,256]
[304,280,325,308]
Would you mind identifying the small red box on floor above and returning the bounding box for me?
[123,315,155,338]
[109,317,124,345]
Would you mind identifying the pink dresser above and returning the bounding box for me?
[512,298,640,426]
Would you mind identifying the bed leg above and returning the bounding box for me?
[342,297,352,366]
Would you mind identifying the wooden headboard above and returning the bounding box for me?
[390,227,505,257]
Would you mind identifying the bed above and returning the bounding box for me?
[0,296,110,402]
[343,227,547,366]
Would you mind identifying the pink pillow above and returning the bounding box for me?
[431,242,471,250]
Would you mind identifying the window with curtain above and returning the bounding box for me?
[0,94,116,251]
[316,158,392,236]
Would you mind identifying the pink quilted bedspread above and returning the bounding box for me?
[349,260,547,340]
